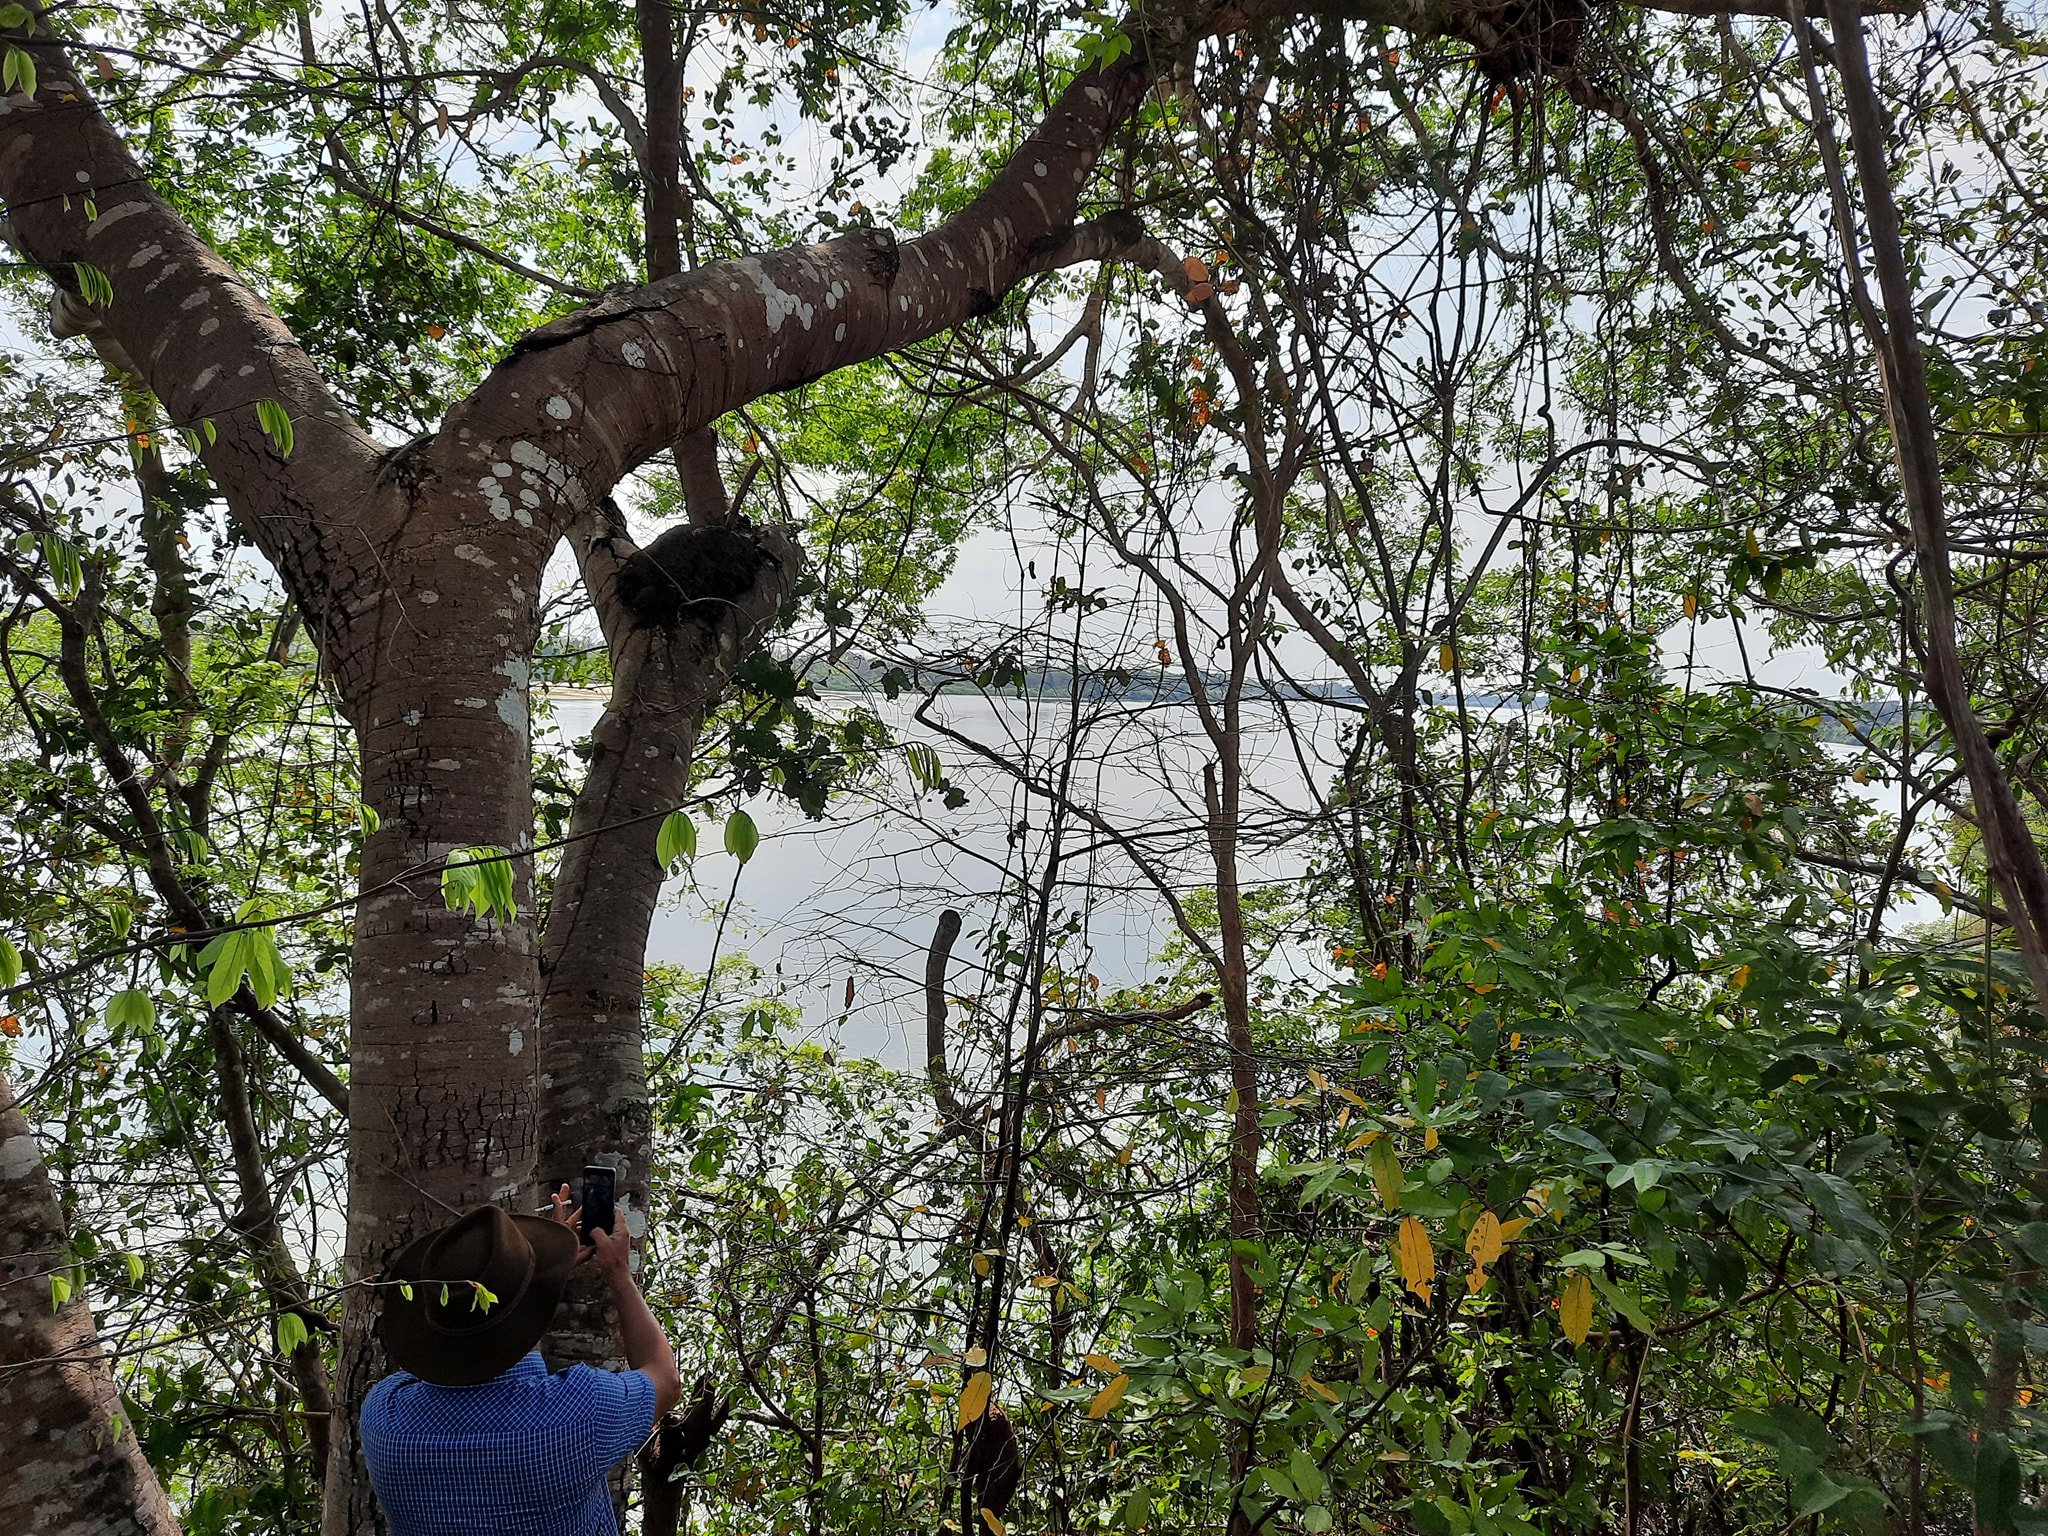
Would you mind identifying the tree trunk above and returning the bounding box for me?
[324,529,552,1536]
[535,514,800,1374]
[0,1065,181,1536]
[1820,0,2048,1015]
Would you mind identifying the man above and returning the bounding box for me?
[360,1184,690,1536]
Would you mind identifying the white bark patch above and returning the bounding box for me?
[0,1133,41,1182]
[496,657,530,734]
[454,543,497,567]
[477,475,516,522]
[507,1030,524,1055]
[1034,161,1048,177]
[834,322,847,341]
[620,340,648,368]
[180,289,210,311]
[545,393,575,420]
[738,256,814,332]
[86,201,150,237]
[144,261,185,294]
[198,317,219,336]
[127,243,164,268]
[418,590,439,604]
[192,364,220,393]
[508,438,587,512]
[455,697,486,708]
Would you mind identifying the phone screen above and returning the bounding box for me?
[580,1165,616,1245]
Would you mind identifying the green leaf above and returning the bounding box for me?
[72,262,114,307]
[0,5,32,28]
[724,809,759,864]
[4,45,34,97]
[443,847,516,922]
[206,931,248,1006]
[0,934,21,988]
[50,1270,72,1309]
[244,928,290,1008]
[276,1310,309,1354]
[104,988,155,1034]
[656,810,698,868]
[255,399,295,457]
[1978,1434,2022,1534]
[124,1252,144,1285]
[358,802,381,836]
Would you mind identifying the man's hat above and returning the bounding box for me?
[378,1205,579,1385]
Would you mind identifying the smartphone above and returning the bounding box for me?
[580,1165,617,1245]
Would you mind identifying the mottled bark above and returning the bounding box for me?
[325,543,552,1536]
[536,505,801,1369]
[0,1066,181,1536]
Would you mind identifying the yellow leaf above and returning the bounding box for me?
[958,1371,993,1429]
[1333,1084,1368,1108]
[1560,1272,1595,1345]
[1730,964,1751,990]
[1465,1210,1505,1267]
[1298,1372,1340,1402]
[1394,1217,1435,1301]
[963,1346,987,1368]
[982,1510,1007,1536]
[1307,1067,1330,1092]
[1683,592,1698,619]
[1467,1267,1489,1294]
[1343,1129,1376,1153]
[1087,1373,1131,1417]
[1030,1274,1059,1288]
[1439,642,1456,671]
[1084,1353,1120,1374]
[1238,1363,1271,1387]
[1368,1138,1403,1207]
[1746,528,1761,557]
[1498,1216,1530,1241]
[1424,1126,1439,1151]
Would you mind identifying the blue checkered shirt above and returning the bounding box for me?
[360,1352,657,1536]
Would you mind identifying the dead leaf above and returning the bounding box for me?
[958,1371,993,1429]
[1087,1373,1131,1417]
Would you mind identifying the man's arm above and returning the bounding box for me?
[589,1223,683,1420]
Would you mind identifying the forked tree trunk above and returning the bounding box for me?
[0,1066,181,1536]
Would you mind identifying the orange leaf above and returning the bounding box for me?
[1560,1272,1594,1345]
[1087,1373,1131,1417]
[1465,1211,1505,1268]
[958,1371,993,1429]
[1394,1217,1435,1302]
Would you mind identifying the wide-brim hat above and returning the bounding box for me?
[378,1204,579,1385]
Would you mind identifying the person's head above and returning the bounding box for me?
[377,1205,579,1385]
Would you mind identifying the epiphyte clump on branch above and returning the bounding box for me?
[1466,0,1590,79]
[611,522,783,628]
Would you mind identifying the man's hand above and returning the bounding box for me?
[546,1183,596,1264]
[589,1221,633,1285]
